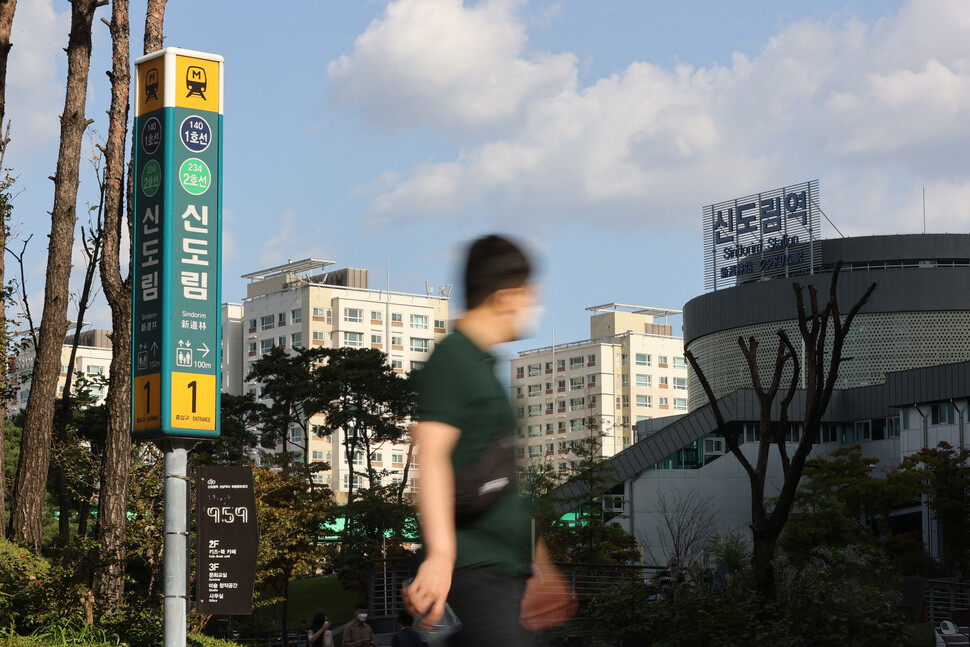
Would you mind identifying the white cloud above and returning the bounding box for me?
[327,0,577,132]
[330,0,970,233]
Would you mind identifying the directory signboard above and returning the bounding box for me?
[196,466,258,615]
[132,48,223,439]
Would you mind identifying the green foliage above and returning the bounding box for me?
[335,483,417,594]
[0,538,53,631]
[910,443,970,575]
[27,618,121,646]
[588,542,908,647]
[190,393,260,467]
[186,633,242,647]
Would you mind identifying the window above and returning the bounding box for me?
[516,367,525,378]
[312,473,327,485]
[392,336,403,347]
[546,423,554,431]
[312,331,326,341]
[621,354,629,366]
[344,308,363,323]
[261,339,273,354]
[659,397,669,407]
[528,445,541,458]
[392,313,403,323]
[517,447,525,458]
[261,315,274,331]
[248,341,257,354]
[410,338,430,353]
[291,333,303,348]
[588,374,597,385]
[371,334,382,345]
[291,427,303,443]
[371,452,383,463]
[391,360,403,370]
[434,319,446,330]
[545,402,553,413]
[558,421,565,431]
[528,364,541,377]
[557,379,566,390]
[658,355,668,366]
[570,398,584,411]
[569,356,585,370]
[410,314,429,329]
[674,398,687,411]
[636,353,650,366]
[587,354,596,365]
[88,365,104,375]
[932,403,956,425]
[278,312,286,325]
[312,307,326,317]
[516,406,526,418]
[392,454,404,464]
[636,374,650,387]
[343,474,366,490]
[248,318,257,331]
[515,386,524,397]
[344,332,363,347]
[636,395,651,407]
[528,425,541,437]
[371,310,382,322]
[621,395,630,407]
[528,384,542,396]
[673,377,687,390]
[278,336,287,348]
[311,450,326,461]
[570,377,584,390]
[60,364,69,373]
[621,375,630,387]
[291,308,302,323]
[546,443,554,453]
[326,309,332,324]
[528,405,541,417]
[659,376,669,387]
[556,359,565,371]
[673,356,686,369]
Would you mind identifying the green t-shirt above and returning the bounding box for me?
[414,329,531,575]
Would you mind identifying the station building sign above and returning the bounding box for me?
[131,47,224,439]
[702,180,821,291]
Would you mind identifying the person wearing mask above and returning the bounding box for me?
[404,235,538,647]
[307,612,333,647]
[342,603,375,647]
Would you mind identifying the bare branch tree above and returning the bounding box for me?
[642,489,716,571]
[685,262,876,599]
[0,0,19,129]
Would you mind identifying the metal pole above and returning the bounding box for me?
[163,439,194,647]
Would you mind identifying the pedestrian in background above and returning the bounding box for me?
[308,612,333,647]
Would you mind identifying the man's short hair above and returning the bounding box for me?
[464,235,531,310]
[355,601,368,611]
[397,610,413,627]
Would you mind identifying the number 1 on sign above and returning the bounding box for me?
[188,380,197,413]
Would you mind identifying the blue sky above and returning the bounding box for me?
[9,0,969,359]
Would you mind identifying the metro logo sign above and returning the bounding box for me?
[132,48,223,440]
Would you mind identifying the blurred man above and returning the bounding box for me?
[405,235,538,647]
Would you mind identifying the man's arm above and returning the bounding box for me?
[403,420,461,626]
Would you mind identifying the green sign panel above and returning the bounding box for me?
[132,48,224,440]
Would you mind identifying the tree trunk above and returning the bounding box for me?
[8,0,100,553]
[0,0,18,129]
[0,0,16,541]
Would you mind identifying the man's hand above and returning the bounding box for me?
[403,553,453,627]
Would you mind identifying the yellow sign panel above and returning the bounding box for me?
[171,372,217,430]
[133,373,161,431]
[135,57,165,117]
[175,55,220,113]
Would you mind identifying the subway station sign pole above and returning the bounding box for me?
[132,47,224,647]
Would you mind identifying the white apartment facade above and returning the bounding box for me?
[12,329,114,411]
[228,258,449,502]
[510,304,688,472]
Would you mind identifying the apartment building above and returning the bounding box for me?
[228,258,450,501]
[12,329,113,411]
[510,304,688,471]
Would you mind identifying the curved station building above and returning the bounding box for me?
[556,181,970,572]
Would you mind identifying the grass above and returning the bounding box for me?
[286,576,358,627]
